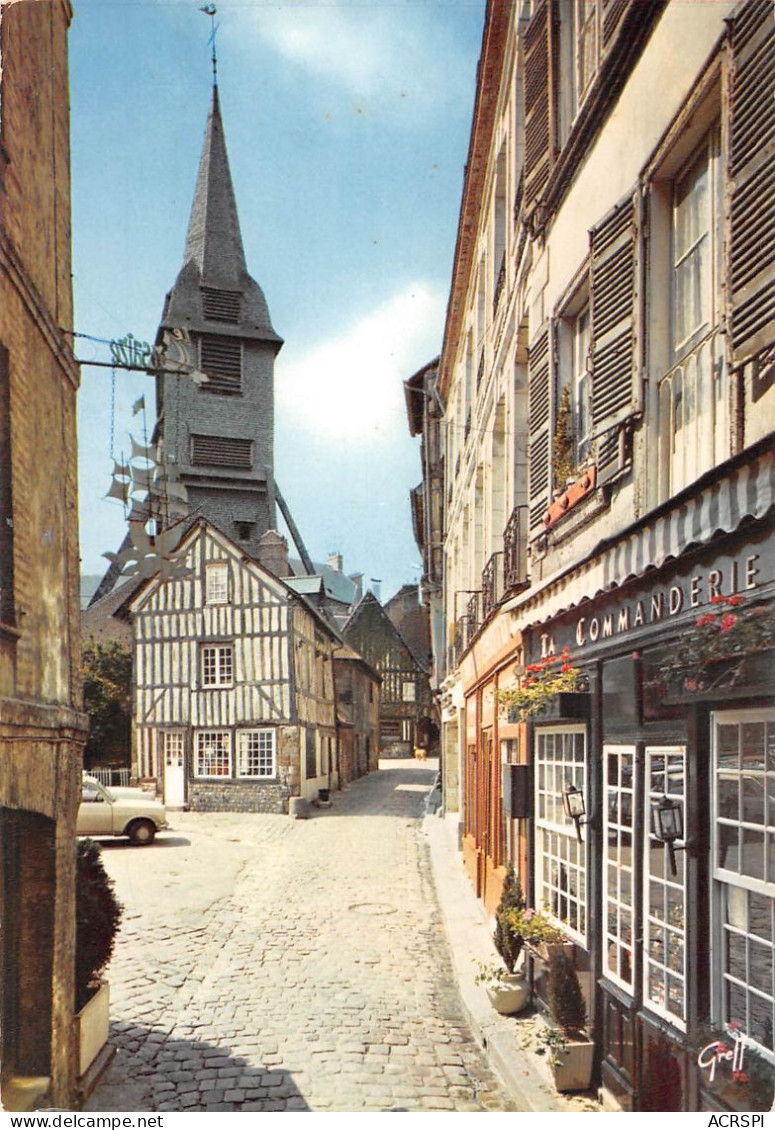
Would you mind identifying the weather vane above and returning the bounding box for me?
[200,4,219,87]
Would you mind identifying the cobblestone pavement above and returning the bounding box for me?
[86,761,518,1112]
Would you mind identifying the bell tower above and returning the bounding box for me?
[155,84,283,557]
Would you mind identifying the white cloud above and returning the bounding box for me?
[275,279,444,442]
[239,1,463,115]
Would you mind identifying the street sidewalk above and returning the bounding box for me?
[423,805,601,1114]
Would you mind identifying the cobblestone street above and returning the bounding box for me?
[86,761,517,1112]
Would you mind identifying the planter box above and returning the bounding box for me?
[551,1037,595,1092]
[535,692,590,722]
[76,980,110,1079]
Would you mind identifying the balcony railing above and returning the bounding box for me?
[466,592,481,639]
[482,551,504,621]
[503,505,529,593]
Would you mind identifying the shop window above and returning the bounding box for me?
[194,730,231,777]
[535,726,587,941]
[713,710,775,1052]
[604,745,635,991]
[236,729,276,778]
[643,745,687,1028]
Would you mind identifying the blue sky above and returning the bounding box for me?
[71,0,484,600]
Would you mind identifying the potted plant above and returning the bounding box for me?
[541,949,595,1092]
[477,866,530,1014]
[505,904,569,962]
[496,648,589,722]
[75,839,123,1084]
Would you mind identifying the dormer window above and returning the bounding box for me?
[201,287,242,325]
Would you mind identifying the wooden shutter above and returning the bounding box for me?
[527,322,554,536]
[523,0,555,216]
[0,343,14,626]
[589,192,639,484]
[729,0,775,362]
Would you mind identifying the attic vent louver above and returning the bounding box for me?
[201,287,242,324]
[200,335,242,393]
[191,434,253,469]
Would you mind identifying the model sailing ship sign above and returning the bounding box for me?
[75,325,206,584]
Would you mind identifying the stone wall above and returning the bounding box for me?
[0,1,87,1110]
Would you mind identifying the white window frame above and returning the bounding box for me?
[534,725,588,944]
[205,561,229,604]
[402,680,416,703]
[572,304,592,465]
[643,744,687,1030]
[656,123,727,501]
[201,643,234,687]
[603,744,636,993]
[163,730,185,769]
[712,708,775,1054]
[236,729,277,779]
[195,730,231,778]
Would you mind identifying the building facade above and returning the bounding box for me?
[437,0,775,1110]
[0,1,87,1110]
[332,645,380,785]
[129,520,341,812]
[342,591,433,758]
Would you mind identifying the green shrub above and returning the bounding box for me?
[75,839,123,1011]
[493,864,525,973]
[548,950,586,1038]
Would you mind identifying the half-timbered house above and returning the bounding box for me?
[342,591,433,758]
[128,519,339,812]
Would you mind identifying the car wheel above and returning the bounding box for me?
[128,819,156,846]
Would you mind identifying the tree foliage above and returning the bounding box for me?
[82,640,132,766]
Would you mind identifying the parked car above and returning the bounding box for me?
[78,775,168,845]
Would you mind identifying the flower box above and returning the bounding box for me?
[531,691,590,722]
[551,1035,596,1092]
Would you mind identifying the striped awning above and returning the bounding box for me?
[504,445,775,629]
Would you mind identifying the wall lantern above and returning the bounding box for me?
[652,794,685,876]
[562,782,587,842]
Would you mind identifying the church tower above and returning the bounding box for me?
[155,85,282,559]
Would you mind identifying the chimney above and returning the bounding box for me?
[369,578,382,602]
[348,572,363,603]
[327,552,343,573]
[256,529,289,578]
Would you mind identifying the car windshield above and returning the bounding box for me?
[82,780,116,803]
